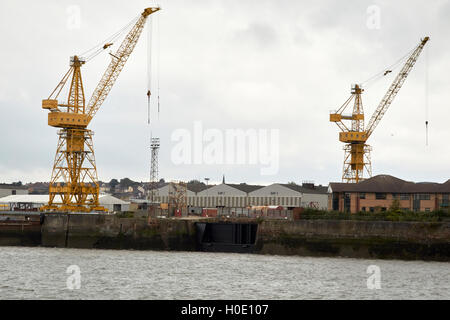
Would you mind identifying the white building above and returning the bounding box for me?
[152,181,328,209]
[194,183,258,207]
[0,194,130,212]
[249,183,328,209]
[0,184,28,198]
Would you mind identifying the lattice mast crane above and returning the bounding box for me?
[330,37,429,183]
[41,7,160,212]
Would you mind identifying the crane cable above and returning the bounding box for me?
[147,11,161,125]
[147,15,153,124]
[78,15,140,62]
[156,12,161,119]
[425,43,429,146]
[360,43,419,89]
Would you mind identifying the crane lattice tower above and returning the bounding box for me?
[148,137,160,202]
[40,7,160,212]
[168,181,187,216]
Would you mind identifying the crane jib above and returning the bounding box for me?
[366,38,429,138]
[86,7,160,122]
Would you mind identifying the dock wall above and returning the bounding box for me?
[1,212,449,261]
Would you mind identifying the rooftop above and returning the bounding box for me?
[329,175,450,193]
[0,184,28,190]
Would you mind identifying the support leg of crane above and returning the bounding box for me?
[41,128,107,212]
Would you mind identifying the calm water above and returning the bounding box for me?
[0,246,448,300]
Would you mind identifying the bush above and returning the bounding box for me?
[297,208,450,222]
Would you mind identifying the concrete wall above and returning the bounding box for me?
[41,214,198,251]
[1,212,449,261]
[256,219,450,261]
[301,193,328,210]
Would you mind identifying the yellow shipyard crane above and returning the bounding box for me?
[41,7,160,212]
[330,37,429,183]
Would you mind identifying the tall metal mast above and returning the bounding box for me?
[148,137,160,202]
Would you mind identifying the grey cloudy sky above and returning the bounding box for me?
[0,0,449,186]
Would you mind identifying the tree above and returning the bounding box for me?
[188,179,204,185]
[109,179,119,193]
[119,178,135,189]
[389,199,401,213]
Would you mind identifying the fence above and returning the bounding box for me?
[217,207,292,220]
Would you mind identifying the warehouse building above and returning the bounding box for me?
[0,184,28,198]
[0,194,130,212]
[249,183,328,209]
[328,175,450,213]
[152,181,328,209]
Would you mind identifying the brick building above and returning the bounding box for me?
[328,175,450,213]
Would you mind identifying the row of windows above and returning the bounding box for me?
[361,207,431,212]
[358,193,433,200]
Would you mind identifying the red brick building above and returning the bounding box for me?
[328,175,450,213]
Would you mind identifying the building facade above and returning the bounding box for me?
[0,194,129,212]
[0,184,28,198]
[153,182,328,209]
[328,175,450,213]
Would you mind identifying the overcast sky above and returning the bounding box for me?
[0,0,449,186]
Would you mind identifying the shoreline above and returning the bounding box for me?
[0,212,449,262]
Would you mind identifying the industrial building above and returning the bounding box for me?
[154,181,328,210]
[328,175,450,213]
[0,184,28,198]
[0,194,130,212]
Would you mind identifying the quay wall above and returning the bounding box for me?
[1,212,449,261]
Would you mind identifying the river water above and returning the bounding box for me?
[0,246,448,300]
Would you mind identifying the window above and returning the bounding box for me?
[375,193,387,200]
[12,190,16,195]
[359,193,366,199]
[400,194,410,200]
[381,207,387,211]
[425,208,431,212]
[416,194,431,200]
[369,207,374,212]
[344,193,351,212]
[392,193,398,199]
[361,207,366,212]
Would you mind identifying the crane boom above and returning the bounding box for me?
[365,37,429,138]
[86,7,160,121]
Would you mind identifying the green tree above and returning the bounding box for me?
[109,179,119,193]
[390,199,401,213]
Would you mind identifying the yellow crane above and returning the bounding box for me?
[41,7,160,212]
[330,37,429,183]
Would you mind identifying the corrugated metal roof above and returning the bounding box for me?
[226,184,264,193]
[282,184,328,195]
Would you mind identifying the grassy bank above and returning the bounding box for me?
[299,208,450,222]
